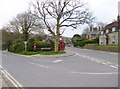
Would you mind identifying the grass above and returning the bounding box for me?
[18,51,66,55]
[84,44,119,52]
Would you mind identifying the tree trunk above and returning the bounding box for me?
[54,36,59,52]
[54,19,60,52]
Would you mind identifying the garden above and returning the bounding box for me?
[2,30,65,55]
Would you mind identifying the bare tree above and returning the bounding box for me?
[31,0,94,51]
[82,27,90,34]
[4,11,43,41]
[97,22,105,31]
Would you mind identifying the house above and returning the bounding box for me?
[82,27,99,40]
[99,21,118,45]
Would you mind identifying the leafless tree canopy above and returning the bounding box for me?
[6,11,43,33]
[82,27,90,34]
[31,0,94,36]
[97,22,105,31]
[31,0,94,51]
[3,11,44,41]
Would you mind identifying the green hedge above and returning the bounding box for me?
[9,42,24,53]
[84,44,118,52]
[27,38,35,51]
[35,41,52,51]
[73,39,98,47]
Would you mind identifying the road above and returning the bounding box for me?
[2,47,118,87]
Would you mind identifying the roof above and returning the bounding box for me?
[88,31,99,35]
[105,21,118,29]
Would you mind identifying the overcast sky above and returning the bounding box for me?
[0,0,119,37]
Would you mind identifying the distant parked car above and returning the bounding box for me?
[68,44,71,47]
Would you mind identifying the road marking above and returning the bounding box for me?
[115,65,119,67]
[110,65,118,69]
[35,60,52,63]
[0,65,23,87]
[30,63,49,68]
[70,71,118,75]
[96,61,101,63]
[53,60,62,63]
[102,62,108,65]
[76,53,118,69]
[106,62,112,64]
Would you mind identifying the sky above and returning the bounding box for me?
[0,0,119,37]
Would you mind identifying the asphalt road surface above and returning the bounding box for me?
[2,47,118,87]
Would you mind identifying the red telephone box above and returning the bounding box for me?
[59,40,65,51]
[34,43,37,52]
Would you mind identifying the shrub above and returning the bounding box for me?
[50,40,55,50]
[9,42,24,53]
[35,41,51,51]
[73,38,98,47]
[84,44,118,52]
[27,38,35,51]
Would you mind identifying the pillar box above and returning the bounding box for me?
[59,40,65,51]
[34,43,37,52]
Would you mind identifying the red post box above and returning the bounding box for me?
[34,43,37,52]
[59,40,65,51]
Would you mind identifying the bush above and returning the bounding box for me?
[27,38,35,51]
[35,41,51,51]
[73,38,99,47]
[9,42,24,53]
[84,44,118,52]
[50,40,55,50]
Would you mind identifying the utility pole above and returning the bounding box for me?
[118,1,120,46]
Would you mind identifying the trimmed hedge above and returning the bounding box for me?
[84,44,118,52]
[35,41,52,51]
[27,38,35,51]
[73,39,98,47]
[73,37,99,47]
[9,42,24,53]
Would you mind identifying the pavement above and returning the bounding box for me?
[1,47,119,87]
[0,73,8,88]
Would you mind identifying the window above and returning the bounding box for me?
[112,27,116,32]
[106,29,109,33]
[101,31,103,34]
[112,36,115,44]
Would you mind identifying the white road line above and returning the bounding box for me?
[102,62,109,65]
[106,62,112,64]
[76,53,118,69]
[30,63,49,68]
[110,65,118,69]
[70,71,118,75]
[35,60,52,63]
[96,61,101,63]
[53,60,62,63]
[115,65,119,67]
[0,65,23,87]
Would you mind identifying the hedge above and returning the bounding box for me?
[84,44,118,52]
[73,37,99,47]
[35,41,52,51]
[9,42,24,53]
[27,38,35,51]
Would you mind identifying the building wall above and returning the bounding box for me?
[99,35,107,45]
[99,32,118,45]
[85,34,97,40]
[108,32,118,44]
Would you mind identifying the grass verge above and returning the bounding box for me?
[18,51,66,55]
[84,44,119,52]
